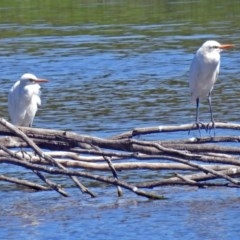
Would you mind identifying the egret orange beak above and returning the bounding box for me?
[34,78,48,83]
[219,44,234,49]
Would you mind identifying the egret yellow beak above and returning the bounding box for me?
[219,44,234,49]
[34,78,49,83]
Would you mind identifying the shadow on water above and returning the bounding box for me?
[0,0,240,239]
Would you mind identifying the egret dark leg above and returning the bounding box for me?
[196,97,200,124]
[189,97,204,135]
[190,97,203,135]
[207,92,215,134]
[208,92,214,123]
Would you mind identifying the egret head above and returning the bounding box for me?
[201,40,234,54]
[20,73,48,84]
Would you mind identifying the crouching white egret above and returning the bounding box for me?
[8,73,48,127]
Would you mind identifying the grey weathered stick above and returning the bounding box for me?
[130,139,240,185]
[0,156,165,200]
[110,122,240,139]
[0,118,96,197]
[174,173,198,184]
[87,143,123,197]
[2,120,240,155]
[0,144,69,196]
[0,174,50,191]
[137,162,240,188]
[27,157,234,171]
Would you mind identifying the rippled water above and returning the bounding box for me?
[1,1,240,239]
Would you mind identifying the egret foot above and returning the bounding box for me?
[206,121,216,136]
[188,122,205,136]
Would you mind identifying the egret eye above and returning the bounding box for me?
[208,45,219,51]
[28,79,35,83]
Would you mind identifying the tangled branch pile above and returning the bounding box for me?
[1,118,240,200]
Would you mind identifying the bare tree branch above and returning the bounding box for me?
[0,118,240,199]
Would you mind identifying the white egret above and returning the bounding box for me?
[8,73,48,127]
[189,40,234,128]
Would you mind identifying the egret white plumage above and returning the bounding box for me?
[8,73,48,127]
[189,40,234,128]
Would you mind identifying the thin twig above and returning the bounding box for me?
[90,145,123,197]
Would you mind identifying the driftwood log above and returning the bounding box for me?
[1,117,240,200]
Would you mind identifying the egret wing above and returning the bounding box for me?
[189,55,201,101]
[8,81,30,126]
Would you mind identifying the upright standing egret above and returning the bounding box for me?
[189,40,234,128]
[8,73,48,127]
